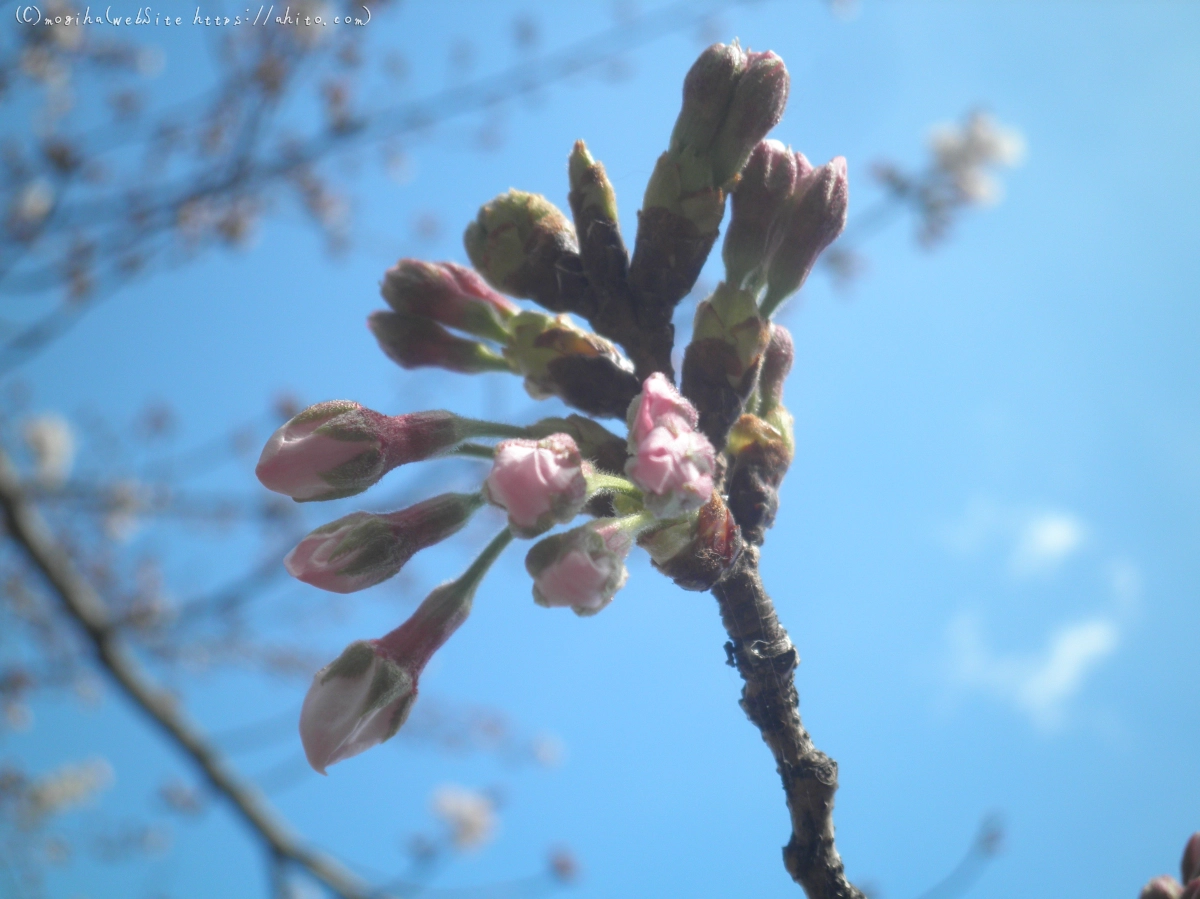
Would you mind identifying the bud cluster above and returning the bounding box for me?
[722,140,849,316]
[630,41,791,316]
[256,39,834,775]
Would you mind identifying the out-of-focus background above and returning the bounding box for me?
[1,1,1197,898]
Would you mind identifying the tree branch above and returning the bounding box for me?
[711,546,862,898]
[0,450,375,899]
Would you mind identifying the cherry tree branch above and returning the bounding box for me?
[0,449,375,899]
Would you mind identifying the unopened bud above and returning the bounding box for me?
[722,140,801,289]
[299,641,415,774]
[624,373,715,518]
[568,141,627,290]
[670,42,747,155]
[1184,833,1200,885]
[505,311,640,418]
[257,403,506,502]
[525,518,635,616]
[638,492,743,591]
[526,414,627,474]
[463,189,589,313]
[762,156,849,316]
[757,324,795,414]
[369,310,511,374]
[710,51,790,187]
[285,493,484,593]
[299,528,512,772]
[1142,877,1184,899]
[1182,882,1200,899]
[381,259,518,343]
[483,434,589,538]
[256,401,387,502]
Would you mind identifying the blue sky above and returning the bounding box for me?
[7,1,1199,898]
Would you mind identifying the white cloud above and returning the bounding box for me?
[948,613,1119,729]
[1009,511,1086,576]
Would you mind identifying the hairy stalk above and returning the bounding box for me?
[0,451,376,899]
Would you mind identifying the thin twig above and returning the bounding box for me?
[0,449,378,899]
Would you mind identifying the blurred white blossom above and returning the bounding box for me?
[431,785,496,850]
[928,111,1026,206]
[19,758,114,827]
[22,414,75,486]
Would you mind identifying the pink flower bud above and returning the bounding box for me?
[723,140,801,289]
[710,51,790,187]
[256,401,385,502]
[625,372,699,446]
[285,493,484,593]
[381,259,518,343]
[762,156,849,316]
[258,405,509,502]
[1182,882,1200,899]
[1141,876,1184,899]
[368,310,511,374]
[1184,833,1200,885]
[624,374,715,518]
[525,519,633,616]
[299,641,416,774]
[299,527,512,773]
[483,434,588,538]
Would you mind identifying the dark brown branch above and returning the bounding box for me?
[0,450,375,899]
[711,546,862,899]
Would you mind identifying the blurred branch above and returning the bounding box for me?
[0,448,376,899]
[0,0,751,376]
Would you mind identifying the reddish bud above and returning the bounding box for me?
[381,259,518,343]
[1184,834,1200,885]
[368,310,511,374]
[762,156,849,316]
[757,324,795,414]
[710,51,790,187]
[670,42,748,155]
[285,493,484,594]
[723,140,801,289]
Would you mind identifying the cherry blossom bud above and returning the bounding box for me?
[285,493,484,593]
[483,434,588,538]
[1183,833,1200,885]
[637,492,743,591]
[463,189,589,313]
[381,259,518,343]
[299,641,415,774]
[526,415,627,474]
[1182,882,1200,899]
[757,324,795,414]
[722,140,801,290]
[624,374,715,518]
[257,401,385,502]
[525,518,638,616]
[299,528,513,772]
[710,51,790,187]
[1141,876,1184,899]
[568,141,626,292]
[762,156,849,316]
[369,310,512,374]
[258,404,523,502]
[670,42,747,155]
[504,311,640,418]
